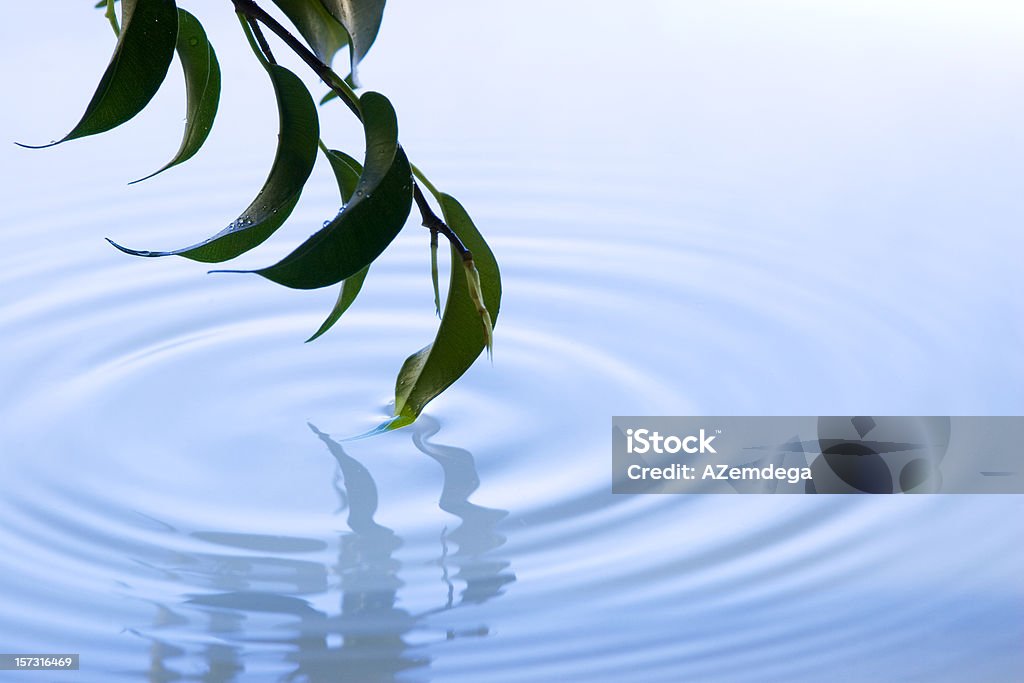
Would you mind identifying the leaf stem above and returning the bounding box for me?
[411,163,441,199]
[237,12,270,68]
[105,0,120,37]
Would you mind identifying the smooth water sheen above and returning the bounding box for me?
[1,2,1023,681]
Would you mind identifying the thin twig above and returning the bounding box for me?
[414,183,471,260]
[231,0,361,119]
[231,0,470,257]
[246,16,277,64]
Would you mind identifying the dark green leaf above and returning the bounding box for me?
[23,0,177,147]
[307,267,369,342]
[381,193,501,432]
[245,91,412,289]
[271,0,349,66]
[109,64,319,263]
[133,9,220,183]
[306,147,369,342]
[322,147,362,203]
[320,0,386,84]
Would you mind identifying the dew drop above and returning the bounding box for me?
[188,37,199,47]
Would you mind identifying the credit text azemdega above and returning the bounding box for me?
[624,428,812,484]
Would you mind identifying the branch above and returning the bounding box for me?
[230,0,470,258]
[414,183,471,260]
[230,0,361,119]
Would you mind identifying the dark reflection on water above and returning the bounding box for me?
[127,418,514,682]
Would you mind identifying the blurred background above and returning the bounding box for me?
[0,1,1022,681]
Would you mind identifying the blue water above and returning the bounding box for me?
[1,2,1022,681]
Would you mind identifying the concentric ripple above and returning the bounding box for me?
[1,148,1021,683]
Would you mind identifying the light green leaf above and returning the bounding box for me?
[381,193,501,432]
[245,91,412,289]
[109,64,319,263]
[320,0,386,85]
[271,0,349,66]
[306,147,370,342]
[133,9,220,183]
[23,0,177,146]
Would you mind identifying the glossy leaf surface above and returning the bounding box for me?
[271,0,349,66]
[307,147,370,342]
[251,92,412,289]
[320,0,386,83]
[384,193,501,431]
[29,0,178,146]
[134,9,221,182]
[110,64,319,263]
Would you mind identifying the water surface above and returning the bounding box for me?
[1,2,1022,681]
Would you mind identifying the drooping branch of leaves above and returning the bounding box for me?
[21,0,500,433]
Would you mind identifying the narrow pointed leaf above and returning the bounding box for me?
[307,267,369,342]
[430,230,441,316]
[320,0,387,84]
[385,193,500,429]
[109,64,319,263]
[133,9,220,183]
[271,0,349,66]
[307,147,369,342]
[248,92,412,289]
[23,0,177,147]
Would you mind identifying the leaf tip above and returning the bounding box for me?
[344,414,415,440]
[206,268,250,276]
[14,140,59,150]
[106,238,161,257]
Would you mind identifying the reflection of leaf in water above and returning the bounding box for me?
[126,423,516,681]
[411,416,516,607]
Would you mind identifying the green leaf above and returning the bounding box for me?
[271,0,349,66]
[321,147,362,203]
[306,147,369,342]
[244,91,412,290]
[133,9,220,183]
[319,74,358,106]
[307,267,369,342]
[109,64,319,263]
[382,193,501,432]
[23,0,177,147]
[320,0,387,85]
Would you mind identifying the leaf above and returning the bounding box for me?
[109,64,319,263]
[320,0,387,85]
[321,147,362,203]
[244,91,412,289]
[306,147,369,342]
[133,9,220,183]
[319,74,358,106]
[430,229,440,316]
[271,0,349,66]
[22,0,178,147]
[307,267,370,342]
[383,193,501,431]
